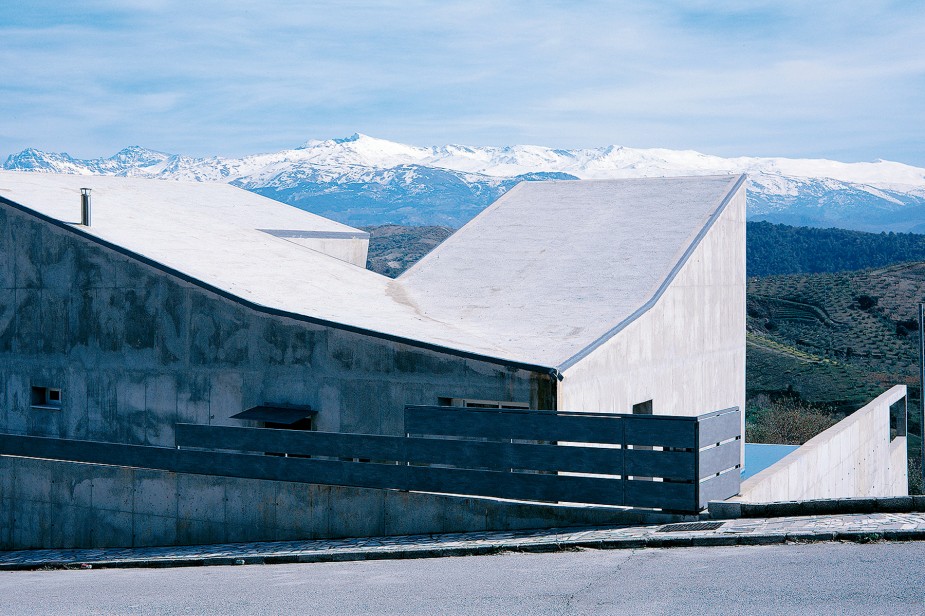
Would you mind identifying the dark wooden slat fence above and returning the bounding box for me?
[0,406,741,512]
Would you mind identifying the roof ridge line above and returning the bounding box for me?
[396,181,530,280]
[554,173,747,374]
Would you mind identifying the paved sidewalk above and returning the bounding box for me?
[2,511,924,571]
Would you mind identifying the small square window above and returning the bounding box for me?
[31,386,62,409]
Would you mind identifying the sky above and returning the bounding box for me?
[1,1,923,165]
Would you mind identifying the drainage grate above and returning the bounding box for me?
[656,521,725,533]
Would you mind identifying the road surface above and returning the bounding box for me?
[1,542,922,615]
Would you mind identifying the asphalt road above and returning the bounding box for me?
[1,542,923,615]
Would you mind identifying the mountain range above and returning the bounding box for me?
[5,134,925,230]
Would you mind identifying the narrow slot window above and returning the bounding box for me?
[439,397,529,409]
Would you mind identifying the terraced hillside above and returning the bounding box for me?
[747,262,925,411]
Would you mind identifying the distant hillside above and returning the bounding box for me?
[746,261,923,474]
[748,222,925,276]
[365,222,925,279]
[746,262,923,414]
[366,222,925,279]
[363,225,455,277]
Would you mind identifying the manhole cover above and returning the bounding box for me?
[656,521,725,533]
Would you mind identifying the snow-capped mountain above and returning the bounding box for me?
[6,133,925,230]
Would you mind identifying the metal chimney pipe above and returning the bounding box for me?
[80,188,91,226]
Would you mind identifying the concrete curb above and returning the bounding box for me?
[3,523,924,572]
[707,495,925,519]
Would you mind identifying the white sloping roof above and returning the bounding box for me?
[398,175,745,368]
[0,170,744,372]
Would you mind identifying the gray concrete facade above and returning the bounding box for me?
[0,197,571,549]
[0,175,748,549]
[0,200,553,449]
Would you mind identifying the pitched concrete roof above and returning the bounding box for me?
[0,170,744,373]
[400,175,745,368]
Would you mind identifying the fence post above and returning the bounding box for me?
[919,302,925,485]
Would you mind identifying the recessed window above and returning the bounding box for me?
[31,386,62,410]
[439,397,529,409]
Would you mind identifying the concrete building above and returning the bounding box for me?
[0,171,748,549]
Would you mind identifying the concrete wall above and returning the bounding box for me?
[0,201,553,450]
[0,455,688,550]
[737,386,909,502]
[558,185,746,421]
[889,436,909,496]
[277,235,369,268]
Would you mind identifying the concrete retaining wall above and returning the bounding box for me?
[737,386,908,502]
[890,436,909,496]
[0,455,687,550]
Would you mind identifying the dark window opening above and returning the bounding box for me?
[889,397,907,440]
[229,404,316,458]
[439,397,530,409]
[31,386,62,409]
[263,417,314,431]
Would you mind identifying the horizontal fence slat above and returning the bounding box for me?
[623,479,697,511]
[697,408,741,445]
[176,424,626,476]
[398,466,626,505]
[0,432,183,471]
[624,448,696,479]
[0,433,632,507]
[698,469,741,508]
[405,406,626,444]
[698,439,741,478]
[178,424,406,460]
[622,417,696,449]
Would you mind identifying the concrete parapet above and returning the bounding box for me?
[734,386,908,504]
[889,436,908,496]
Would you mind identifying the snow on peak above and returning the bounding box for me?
[5,135,925,229]
[278,135,925,189]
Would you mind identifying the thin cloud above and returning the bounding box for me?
[0,1,922,164]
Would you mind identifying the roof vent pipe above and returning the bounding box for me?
[80,188,91,226]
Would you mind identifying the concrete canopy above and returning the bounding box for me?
[0,170,744,372]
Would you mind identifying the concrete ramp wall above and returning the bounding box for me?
[737,386,908,503]
[0,455,690,550]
